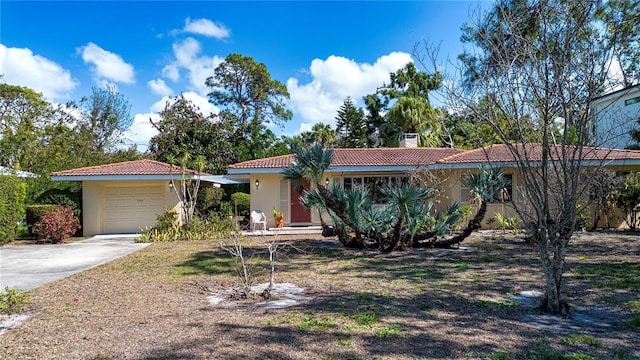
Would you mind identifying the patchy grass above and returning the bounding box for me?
[558,334,603,347]
[1,232,639,359]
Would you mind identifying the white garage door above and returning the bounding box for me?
[102,186,165,233]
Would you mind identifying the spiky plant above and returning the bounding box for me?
[379,183,432,252]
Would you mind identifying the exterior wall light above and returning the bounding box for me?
[325,177,329,186]
[255,179,260,189]
[169,182,174,189]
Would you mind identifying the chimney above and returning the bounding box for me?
[399,133,418,148]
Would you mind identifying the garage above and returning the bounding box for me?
[50,159,213,236]
[102,186,165,234]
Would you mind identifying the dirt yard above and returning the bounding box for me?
[1,231,638,359]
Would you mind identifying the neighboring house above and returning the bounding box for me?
[591,84,640,149]
[0,166,37,178]
[50,159,224,236]
[227,142,640,229]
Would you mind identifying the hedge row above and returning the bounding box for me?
[0,176,27,245]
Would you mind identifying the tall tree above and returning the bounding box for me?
[0,84,52,170]
[368,62,444,147]
[0,83,98,174]
[443,0,628,315]
[378,62,442,100]
[596,0,640,86]
[75,85,134,153]
[205,53,292,161]
[148,95,234,175]
[385,96,442,147]
[363,94,386,147]
[335,97,367,148]
[307,123,336,147]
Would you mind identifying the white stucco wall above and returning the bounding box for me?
[82,180,181,236]
[249,173,285,228]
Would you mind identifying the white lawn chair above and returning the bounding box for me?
[250,210,267,232]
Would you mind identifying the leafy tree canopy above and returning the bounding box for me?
[206,53,292,162]
[148,94,235,175]
[73,85,134,153]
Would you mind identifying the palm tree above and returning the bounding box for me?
[385,96,442,147]
[310,123,336,147]
[167,152,205,224]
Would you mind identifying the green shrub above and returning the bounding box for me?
[0,175,27,245]
[230,192,250,216]
[0,286,29,316]
[220,201,233,216]
[196,186,225,217]
[33,205,81,243]
[35,188,81,214]
[495,213,521,234]
[136,215,233,243]
[154,210,179,231]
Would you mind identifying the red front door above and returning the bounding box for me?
[290,181,311,223]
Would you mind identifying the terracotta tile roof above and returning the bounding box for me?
[50,159,207,177]
[439,144,640,164]
[228,154,296,169]
[331,148,465,167]
[228,148,466,170]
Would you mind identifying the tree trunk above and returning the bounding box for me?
[590,203,602,231]
[382,215,405,253]
[411,230,438,245]
[536,230,571,316]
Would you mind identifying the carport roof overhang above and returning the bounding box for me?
[49,174,243,184]
[50,174,249,186]
[199,175,248,185]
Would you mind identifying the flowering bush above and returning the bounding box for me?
[33,205,81,243]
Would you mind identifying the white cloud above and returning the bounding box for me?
[287,51,413,131]
[162,64,180,81]
[77,42,135,84]
[183,18,230,39]
[122,112,161,152]
[163,38,224,95]
[149,91,218,117]
[147,79,173,97]
[0,44,77,100]
[181,91,219,117]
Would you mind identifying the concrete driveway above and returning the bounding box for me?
[0,235,151,291]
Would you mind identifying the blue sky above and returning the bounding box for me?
[0,1,489,151]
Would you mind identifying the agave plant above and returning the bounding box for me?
[287,145,507,251]
[379,183,432,252]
